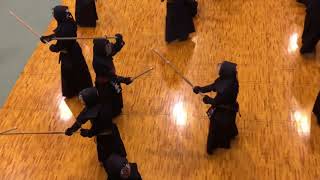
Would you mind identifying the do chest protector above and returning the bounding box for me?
[207,102,240,119]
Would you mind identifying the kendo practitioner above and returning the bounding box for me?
[75,0,98,27]
[65,88,127,163]
[313,91,320,125]
[300,0,320,54]
[193,61,239,154]
[162,0,197,43]
[40,6,93,98]
[93,35,132,118]
[104,154,142,180]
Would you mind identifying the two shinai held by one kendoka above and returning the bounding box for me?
[40,5,93,98]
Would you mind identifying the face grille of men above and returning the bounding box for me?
[120,164,131,178]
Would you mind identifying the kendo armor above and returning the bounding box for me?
[110,77,122,94]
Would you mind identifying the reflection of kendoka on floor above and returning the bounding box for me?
[75,0,98,27]
[40,6,93,98]
[193,61,239,154]
[65,88,127,163]
[93,35,132,118]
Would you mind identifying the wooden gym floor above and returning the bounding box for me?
[1,0,320,179]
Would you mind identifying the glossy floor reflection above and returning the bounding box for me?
[1,0,320,179]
